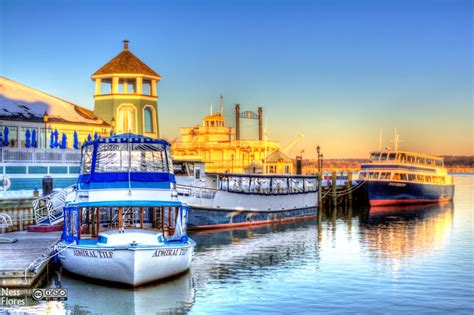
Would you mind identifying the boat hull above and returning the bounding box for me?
[367,181,454,206]
[58,242,195,286]
[187,206,317,229]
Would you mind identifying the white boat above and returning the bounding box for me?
[174,160,319,229]
[57,133,195,286]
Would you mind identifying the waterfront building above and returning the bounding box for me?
[92,40,161,138]
[172,100,293,174]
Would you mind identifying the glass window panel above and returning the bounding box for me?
[144,107,154,133]
[272,178,288,194]
[81,145,94,174]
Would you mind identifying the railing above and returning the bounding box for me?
[33,185,77,225]
[0,148,81,164]
[176,184,218,199]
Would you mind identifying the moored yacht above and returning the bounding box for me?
[359,150,454,206]
[174,159,318,229]
[57,134,195,286]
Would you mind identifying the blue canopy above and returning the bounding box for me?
[60,133,67,149]
[25,129,31,148]
[3,127,9,147]
[31,129,37,148]
[73,130,79,150]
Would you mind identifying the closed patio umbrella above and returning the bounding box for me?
[25,129,31,148]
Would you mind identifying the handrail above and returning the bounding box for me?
[33,185,77,225]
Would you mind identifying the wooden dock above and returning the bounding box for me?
[0,231,60,291]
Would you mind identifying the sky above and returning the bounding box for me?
[0,0,472,158]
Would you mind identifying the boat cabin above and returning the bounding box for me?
[369,151,444,167]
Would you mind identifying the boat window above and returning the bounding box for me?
[359,172,366,180]
[71,210,78,238]
[95,143,167,173]
[426,159,433,165]
[368,172,379,180]
[388,153,396,160]
[399,153,406,162]
[229,176,250,193]
[370,153,380,161]
[220,176,229,190]
[166,146,174,174]
[408,174,416,181]
[425,175,432,183]
[407,155,416,163]
[380,153,388,161]
[417,157,426,165]
[173,162,185,175]
[400,173,407,181]
[417,174,424,182]
[393,173,401,180]
[251,177,271,194]
[381,172,391,180]
[80,145,94,174]
[272,178,289,194]
[304,178,317,192]
[435,160,443,167]
[290,178,304,193]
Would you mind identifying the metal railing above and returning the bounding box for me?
[176,184,218,199]
[33,185,77,225]
[0,148,81,164]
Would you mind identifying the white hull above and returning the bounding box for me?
[58,243,195,286]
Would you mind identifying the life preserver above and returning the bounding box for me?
[1,176,11,191]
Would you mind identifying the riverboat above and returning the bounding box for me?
[174,160,318,229]
[57,134,195,286]
[359,150,454,206]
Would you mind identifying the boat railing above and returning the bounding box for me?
[33,185,77,225]
[176,184,218,199]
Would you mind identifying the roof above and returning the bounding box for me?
[0,77,110,126]
[92,48,161,78]
[266,150,293,163]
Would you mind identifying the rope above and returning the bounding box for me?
[26,242,75,274]
[321,180,366,199]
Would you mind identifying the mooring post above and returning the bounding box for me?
[347,171,353,209]
[19,211,23,231]
[332,171,337,211]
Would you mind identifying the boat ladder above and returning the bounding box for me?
[32,185,77,226]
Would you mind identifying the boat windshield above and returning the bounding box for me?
[82,143,171,174]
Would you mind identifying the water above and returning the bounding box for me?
[5,175,474,314]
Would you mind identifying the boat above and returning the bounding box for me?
[173,159,319,229]
[359,150,455,206]
[56,133,195,286]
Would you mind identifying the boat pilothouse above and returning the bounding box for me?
[58,134,195,287]
[173,159,319,229]
[360,150,454,206]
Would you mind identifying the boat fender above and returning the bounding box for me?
[1,176,11,191]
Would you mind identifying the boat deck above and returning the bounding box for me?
[0,231,61,290]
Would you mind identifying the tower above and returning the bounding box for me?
[92,40,161,138]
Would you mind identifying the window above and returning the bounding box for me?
[142,79,152,95]
[304,178,317,192]
[100,80,112,94]
[144,106,155,133]
[435,160,443,167]
[393,173,401,180]
[417,175,424,182]
[370,153,380,161]
[271,178,288,194]
[400,173,407,181]
[359,172,366,180]
[117,104,137,133]
[425,175,432,183]
[81,145,94,174]
[388,153,396,160]
[380,153,388,161]
[408,174,416,181]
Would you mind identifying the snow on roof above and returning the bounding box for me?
[0,77,110,126]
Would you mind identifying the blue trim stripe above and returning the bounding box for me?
[79,181,171,190]
[68,200,182,207]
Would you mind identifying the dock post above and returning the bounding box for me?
[347,172,353,209]
[332,171,337,211]
[19,211,23,231]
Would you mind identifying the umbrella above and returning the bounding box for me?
[60,133,67,149]
[32,129,37,148]
[87,134,92,142]
[0,130,3,148]
[73,130,79,149]
[54,129,59,148]
[94,132,99,140]
[3,127,9,147]
[49,131,55,149]
[25,129,31,148]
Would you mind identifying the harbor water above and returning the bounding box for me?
[4,175,473,314]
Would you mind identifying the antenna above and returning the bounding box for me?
[219,95,223,115]
[390,128,404,151]
[210,97,213,115]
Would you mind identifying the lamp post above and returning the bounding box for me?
[111,117,116,135]
[231,154,234,173]
[43,112,49,149]
[316,145,322,211]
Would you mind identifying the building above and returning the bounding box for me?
[92,40,161,138]
[172,98,293,174]
[0,40,161,195]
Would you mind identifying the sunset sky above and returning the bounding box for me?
[1,0,472,158]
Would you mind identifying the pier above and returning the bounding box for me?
[0,231,60,291]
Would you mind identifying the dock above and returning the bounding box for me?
[0,231,60,291]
